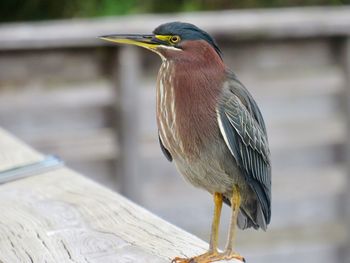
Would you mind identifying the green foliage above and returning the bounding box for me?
[0,0,140,22]
[0,0,348,22]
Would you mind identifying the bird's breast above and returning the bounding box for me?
[156,61,182,158]
[156,60,223,160]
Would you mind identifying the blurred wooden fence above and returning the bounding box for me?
[0,6,350,263]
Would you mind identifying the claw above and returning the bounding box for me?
[221,251,245,263]
[171,257,191,263]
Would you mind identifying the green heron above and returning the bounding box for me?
[100,22,271,263]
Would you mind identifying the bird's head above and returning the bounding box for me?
[99,22,223,62]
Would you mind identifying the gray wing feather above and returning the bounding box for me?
[218,77,271,226]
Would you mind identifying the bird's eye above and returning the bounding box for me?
[170,35,181,44]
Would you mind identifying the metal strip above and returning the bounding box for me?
[0,155,64,184]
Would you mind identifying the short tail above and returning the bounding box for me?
[223,196,268,231]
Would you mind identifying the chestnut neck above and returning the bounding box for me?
[161,40,226,157]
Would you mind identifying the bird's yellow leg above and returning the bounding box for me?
[172,189,245,263]
[222,185,245,262]
[171,193,223,263]
[209,192,223,252]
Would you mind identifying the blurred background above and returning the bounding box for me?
[0,1,350,263]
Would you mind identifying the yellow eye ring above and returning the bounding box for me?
[170,35,181,44]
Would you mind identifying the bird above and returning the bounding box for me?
[99,22,271,263]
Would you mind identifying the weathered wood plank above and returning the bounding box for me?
[243,67,344,98]
[0,169,197,262]
[0,129,241,262]
[267,115,345,150]
[223,39,335,71]
[0,83,113,110]
[1,7,350,50]
[0,50,106,84]
[341,36,350,263]
[114,46,142,201]
[0,84,114,138]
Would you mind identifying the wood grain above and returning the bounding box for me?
[0,129,241,263]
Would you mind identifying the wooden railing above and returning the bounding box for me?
[0,128,242,262]
[1,7,350,50]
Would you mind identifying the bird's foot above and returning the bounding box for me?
[171,251,245,263]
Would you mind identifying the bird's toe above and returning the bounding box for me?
[171,257,192,263]
[171,251,245,263]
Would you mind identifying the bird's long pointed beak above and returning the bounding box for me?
[98,34,161,49]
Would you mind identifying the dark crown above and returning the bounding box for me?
[153,22,222,59]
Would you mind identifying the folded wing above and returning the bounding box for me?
[217,76,271,227]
